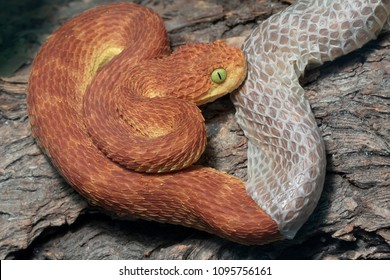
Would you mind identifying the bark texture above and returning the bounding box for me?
[0,0,389,259]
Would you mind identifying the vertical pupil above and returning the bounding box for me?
[211,68,226,83]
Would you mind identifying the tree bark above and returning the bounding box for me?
[0,0,389,260]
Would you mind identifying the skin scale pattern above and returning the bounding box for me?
[233,0,390,239]
[27,1,390,244]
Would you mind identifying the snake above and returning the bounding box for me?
[27,1,390,245]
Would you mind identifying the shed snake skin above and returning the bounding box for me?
[27,1,390,244]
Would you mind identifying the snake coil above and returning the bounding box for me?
[28,0,390,244]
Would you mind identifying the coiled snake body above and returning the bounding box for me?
[28,1,390,244]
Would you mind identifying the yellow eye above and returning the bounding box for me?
[211,68,227,83]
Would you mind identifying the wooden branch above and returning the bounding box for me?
[0,0,389,260]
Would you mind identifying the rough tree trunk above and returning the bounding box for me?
[0,0,389,260]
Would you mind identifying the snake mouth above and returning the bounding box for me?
[195,60,247,105]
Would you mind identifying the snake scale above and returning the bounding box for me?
[28,0,390,244]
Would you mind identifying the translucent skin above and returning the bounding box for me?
[233,0,390,238]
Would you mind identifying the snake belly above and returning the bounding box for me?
[232,0,390,239]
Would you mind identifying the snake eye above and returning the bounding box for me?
[211,68,227,83]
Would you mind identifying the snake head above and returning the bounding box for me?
[169,40,247,105]
[200,40,247,105]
